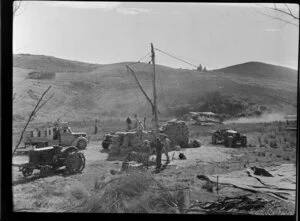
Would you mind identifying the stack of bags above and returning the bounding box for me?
[109,130,156,155]
[159,119,190,149]
[109,119,190,155]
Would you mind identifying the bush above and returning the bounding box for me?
[283,155,290,161]
[69,183,90,200]
[202,181,214,193]
[75,172,181,213]
[270,140,278,148]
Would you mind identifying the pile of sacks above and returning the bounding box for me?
[109,130,156,156]
[159,119,190,149]
[109,119,191,156]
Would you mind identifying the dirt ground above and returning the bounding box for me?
[12,123,296,214]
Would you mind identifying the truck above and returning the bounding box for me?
[24,122,89,150]
[212,128,247,148]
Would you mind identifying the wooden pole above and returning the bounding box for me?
[151,43,159,133]
[126,65,154,108]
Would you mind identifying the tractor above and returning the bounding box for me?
[101,133,114,150]
[13,145,85,177]
[24,122,89,150]
[212,128,247,148]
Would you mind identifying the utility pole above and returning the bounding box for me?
[151,43,159,133]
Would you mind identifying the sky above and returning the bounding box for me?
[13,2,299,70]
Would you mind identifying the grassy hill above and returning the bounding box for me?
[13,54,101,73]
[13,54,298,123]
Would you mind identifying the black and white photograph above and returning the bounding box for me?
[11,1,298,215]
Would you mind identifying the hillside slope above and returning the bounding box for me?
[13,54,101,73]
[214,61,297,78]
[13,55,298,123]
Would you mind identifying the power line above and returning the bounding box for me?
[154,48,199,68]
[138,52,151,62]
[127,52,151,67]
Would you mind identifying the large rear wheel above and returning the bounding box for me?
[65,151,86,174]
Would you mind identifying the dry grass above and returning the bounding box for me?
[69,183,90,200]
[202,181,214,193]
[71,171,183,213]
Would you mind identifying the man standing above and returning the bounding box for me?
[94,119,98,134]
[126,116,132,131]
[154,137,163,171]
[161,134,170,164]
[133,114,139,129]
[143,117,147,130]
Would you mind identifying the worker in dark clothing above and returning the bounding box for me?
[155,137,163,171]
[143,117,147,130]
[126,117,132,131]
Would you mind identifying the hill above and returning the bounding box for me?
[13,54,101,73]
[13,54,298,123]
[214,61,297,82]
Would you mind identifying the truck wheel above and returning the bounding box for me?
[77,139,87,150]
[212,134,217,144]
[102,141,110,150]
[65,151,85,174]
[241,137,247,147]
[227,137,233,148]
[21,167,33,177]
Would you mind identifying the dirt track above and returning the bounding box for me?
[12,139,296,213]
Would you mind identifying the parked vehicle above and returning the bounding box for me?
[212,128,247,147]
[13,145,85,177]
[24,122,89,150]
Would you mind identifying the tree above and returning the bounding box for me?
[12,86,54,156]
[197,64,203,72]
[256,3,299,27]
[13,1,22,18]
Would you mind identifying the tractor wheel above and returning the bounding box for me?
[21,167,33,177]
[65,151,86,174]
[241,137,247,147]
[102,141,111,150]
[227,137,233,148]
[77,139,87,150]
[212,134,217,144]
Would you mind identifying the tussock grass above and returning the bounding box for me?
[202,180,214,193]
[69,184,90,200]
[71,171,183,213]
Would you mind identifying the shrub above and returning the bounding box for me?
[69,184,90,200]
[202,181,214,193]
[283,155,290,161]
[264,137,269,145]
[258,151,265,157]
[75,172,181,213]
[270,140,278,148]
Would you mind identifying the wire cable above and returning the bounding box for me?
[155,48,199,68]
[127,52,151,67]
